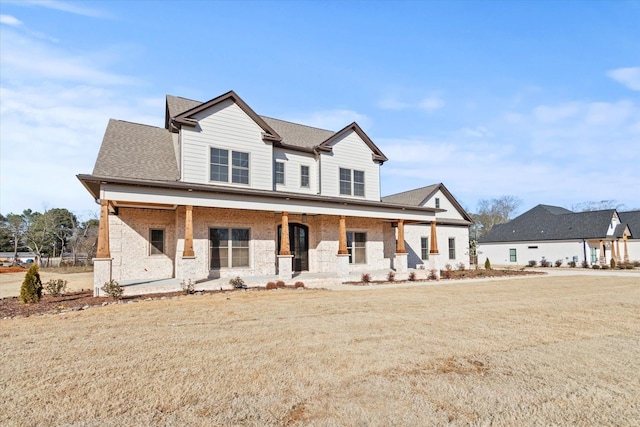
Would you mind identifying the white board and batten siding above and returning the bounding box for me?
[320,130,381,201]
[180,99,272,191]
[273,148,318,195]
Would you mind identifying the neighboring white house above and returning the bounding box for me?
[78,90,471,295]
[478,204,639,267]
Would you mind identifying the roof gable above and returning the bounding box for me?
[381,183,473,222]
[318,122,388,163]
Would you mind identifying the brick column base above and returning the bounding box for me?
[277,255,294,280]
[336,253,350,280]
[394,252,408,273]
[93,258,112,297]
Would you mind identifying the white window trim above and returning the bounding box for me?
[420,236,429,260]
[339,167,365,197]
[209,146,251,186]
[346,230,367,265]
[300,165,310,189]
[275,161,286,186]
[209,227,252,269]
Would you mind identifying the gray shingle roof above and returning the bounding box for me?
[260,116,335,150]
[479,204,618,243]
[166,95,201,119]
[381,184,440,206]
[93,119,179,181]
[619,211,640,238]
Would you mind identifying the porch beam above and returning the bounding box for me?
[396,219,407,254]
[338,215,348,255]
[429,220,439,254]
[183,205,195,257]
[280,211,291,256]
[96,199,111,259]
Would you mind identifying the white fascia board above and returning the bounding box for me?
[102,183,434,221]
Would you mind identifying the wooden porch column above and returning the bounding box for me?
[429,220,439,254]
[183,205,195,257]
[96,199,111,258]
[396,219,407,253]
[615,239,621,262]
[338,215,348,255]
[610,239,616,263]
[280,211,291,256]
[599,240,605,264]
[623,235,629,263]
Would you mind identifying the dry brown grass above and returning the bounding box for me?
[1,275,639,426]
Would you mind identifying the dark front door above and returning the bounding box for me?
[278,223,309,272]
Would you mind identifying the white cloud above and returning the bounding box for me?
[607,67,640,91]
[533,102,580,123]
[0,14,22,26]
[377,94,444,113]
[376,98,411,110]
[418,96,444,112]
[5,0,110,18]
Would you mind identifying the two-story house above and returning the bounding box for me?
[78,91,472,295]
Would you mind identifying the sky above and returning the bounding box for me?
[1,0,639,220]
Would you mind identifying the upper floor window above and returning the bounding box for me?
[339,168,365,197]
[435,197,440,208]
[275,161,285,185]
[300,165,310,188]
[210,147,249,184]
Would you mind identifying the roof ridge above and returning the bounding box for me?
[260,115,335,133]
[166,94,202,103]
[112,119,165,130]
[383,183,439,197]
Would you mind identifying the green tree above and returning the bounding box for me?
[19,264,43,304]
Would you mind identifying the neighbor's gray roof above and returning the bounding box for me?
[619,210,640,238]
[93,119,179,181]
[479,204,618,243]
[381,184,440,206]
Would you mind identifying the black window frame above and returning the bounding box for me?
[209,227,250,269]
[509,248,517,262]
[346,231,366,264]
[149,229,165,255]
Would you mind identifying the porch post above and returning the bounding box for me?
[277,211,293,280]
[394,219,408,273]
[429,221,439,254]
[183,205,195,257]
[599,240,605,265]
[336,215,350,279]
[623,235,629,263]
[610,239,616,264]
[615,239,621,262]
[93,199,112,297]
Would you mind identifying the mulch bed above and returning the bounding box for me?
[0,266,28,274]
[345,269,544,285]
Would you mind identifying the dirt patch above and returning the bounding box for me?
[0,266,28,274]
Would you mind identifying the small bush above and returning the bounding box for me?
[539,259,550,268]
[441,264,453,279]
[266,281,277,290]
[229,276,246,289]
[601,264,609,270]
[276,280,286,288]
[554,259,563,268]
[180,279,195,295]
[625,263,635,270]
[610,258,616,269]
[101,279,123,299]
[592,264,601,270]
[19,264,43,304]
[427,269,438,280]
[528,260,537,267]
[456,262,466,271]
[408,271,416,281]
[582,260,589,268]
[361,273,371,284]
[44,279,67,296]
[477,270,485,276]
[633,260,640,267]
[294,281,304,288]
[569,261,576,268]
[387,271,395,282]
[484,258,492,270]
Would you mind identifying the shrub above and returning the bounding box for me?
[266,281,277,290]
[276,280,286,288]
[408,271,416,281]
[554,259,563,268]
[361,273,371,284]
[569,261,576,268]
[484,258,492,270]
[528,260,537,267]
[427,269,438,280]
[601,265,609,270]
[229,276,246,289]
[539,259,550,268]
[101,279,123,299]
[456,262,466,271]
[610,258,616,269]
[633,260,640,267]
[477,270,485,276]
[19,264,43,304]
[181,279,195,295]
[582,260,589,268]
[625,263,635,270]
[387,271,395,282]
[294,281,304,288]
[441,264,453,279]
[44,279,67,296]
[592,264,601,270]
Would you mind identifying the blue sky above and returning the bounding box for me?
[1,0,639,220]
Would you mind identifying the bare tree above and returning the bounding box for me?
[571,200,626,212]
[472,195,522,238]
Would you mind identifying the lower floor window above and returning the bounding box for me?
[347,231,366,264]
[421,237,429,260]
[509,248,517,262]
[150,229,165,255]
[590,247,597,264]
[448,238,456,260]
[210,228,250,268]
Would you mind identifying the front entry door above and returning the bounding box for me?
[278,223,309,272]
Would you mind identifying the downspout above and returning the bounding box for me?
[316,149,322,195]
[582,239,587,264]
